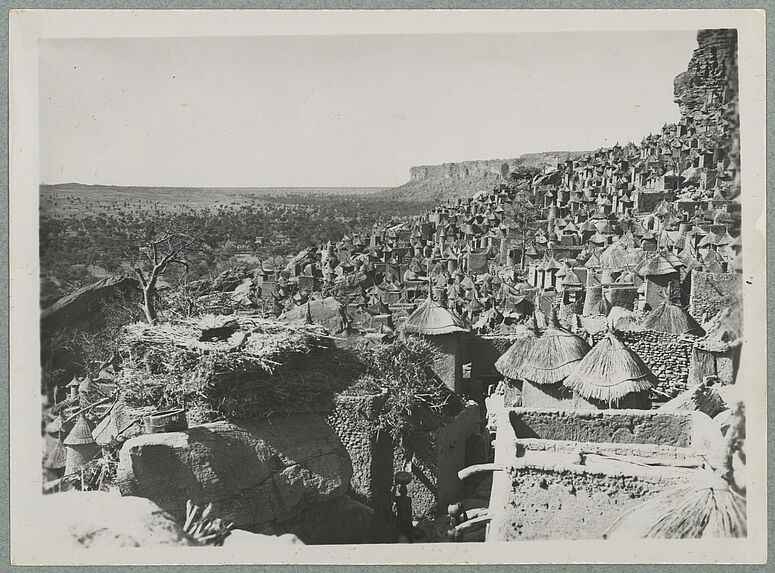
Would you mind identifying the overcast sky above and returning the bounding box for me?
[40,31,698,188]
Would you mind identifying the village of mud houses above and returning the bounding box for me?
[38,28,748,549]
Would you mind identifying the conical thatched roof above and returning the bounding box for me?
[643,302,705,336]
[518,312,591,385]
[563,332,656,402]
[63,414,96,446]
[401,298,469,336]
[638,253,678,277]
[494,320,540,380]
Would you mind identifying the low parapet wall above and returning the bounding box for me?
[515,437,705,464]
[506,407,699,448]
[488,461,692,541]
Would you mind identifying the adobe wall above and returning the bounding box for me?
[515,437,705,464]
[488,463,689,541]
[604,285,639,311]
[582,284,605,316]
[470,335,517,380]
[415,332,467,395]
[688,343,741,386]
[521,380,594,411]
[689,270,742,321]
[507,408,696,447]
[591,329,694,400]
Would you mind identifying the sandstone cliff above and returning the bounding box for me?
[384,151,586,202]
[384,28,739,204]
[673,29,738,121]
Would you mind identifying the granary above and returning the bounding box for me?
[689,302,742,386]
[493,318,540,407]
[43,415,67,478]
[400,297,470,393]
[515,310,591,409]
[563,331,656,409]
[637,253,680,310]
[62,414,100,477]
[642,301,705,336]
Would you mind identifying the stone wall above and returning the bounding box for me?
[689,270,742,321]
[507,408,697,447]
[591,329,694,399]
[396,401,482,519]
[488,463,690,541]
[326,391,392,517]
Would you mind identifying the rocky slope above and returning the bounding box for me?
[383,151,587,202]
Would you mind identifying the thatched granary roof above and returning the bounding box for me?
[643,302,705,336]
[563,332,656,403]
[638,253,678,277]
[63,414,96,446]
[401,298,469,336]
[494,319,540,380]
[518,312,591,385]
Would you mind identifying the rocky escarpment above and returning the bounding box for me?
[673,29,738,121]
[385,151,586,202]
[409,159,521,183]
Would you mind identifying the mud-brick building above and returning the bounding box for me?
[400,298,470,394]
[486,407,709,541]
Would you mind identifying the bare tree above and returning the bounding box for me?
[133,230,199,324]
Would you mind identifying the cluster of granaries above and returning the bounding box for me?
[243,182,739,345]
[237,95,741,332]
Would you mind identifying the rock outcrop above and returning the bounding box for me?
[41,492,193,548]
[384,151,586,202]
[117,414,353,531]
[673,29,738,121]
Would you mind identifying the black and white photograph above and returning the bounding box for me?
[8,8,767,565]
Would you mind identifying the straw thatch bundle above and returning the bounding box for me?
[518,312,591,385]
[643,302,705,336]
[563,332,656,403]
[494,320,540,380]
[401,298,469,336]
[604,471,746,539]
[116,315,365,423]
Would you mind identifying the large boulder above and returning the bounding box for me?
[41,491,192,548]
[117,414,352,530]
